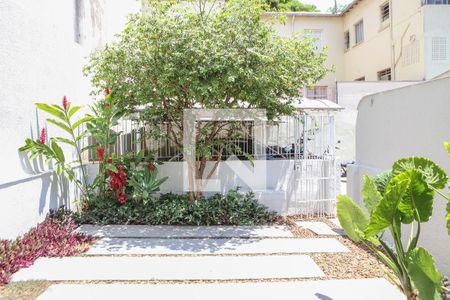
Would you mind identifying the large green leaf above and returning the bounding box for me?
[46,118,72,134]
[336,195,369,242]
[52,137,76,147]
[393,157,447,190]
[372,170,393,195]
[364,177,410,237]
[51,140,65,163]
[407,248,443,300]
[72,116,92,130]
[395,169,434,224]
[361,175,382,215]
[68,106,81,118]
[35,103,65,120]
[444,141,450,157]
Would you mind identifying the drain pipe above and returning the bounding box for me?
[389,0,396,80]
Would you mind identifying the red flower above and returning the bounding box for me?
[62,96,68,110]
[107,158,112,164]
[148,162,155,173]
[97,146,104,161]
[104,88,110,96]
[39,128,46,144]
[108,163,128,204]
[118,194,126,204]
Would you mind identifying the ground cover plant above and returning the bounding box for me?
[337,156,449,300]
[74,189,276,226]
[0,213,92,284]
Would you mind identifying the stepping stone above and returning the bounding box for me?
[86,238,349,255]
[295,222,345,236]
[329,218,342,229]
[38,279,405,300]
[76,225,293,238]
[12,255,324,282]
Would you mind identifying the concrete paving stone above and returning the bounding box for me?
[11,255,324,282]
[329,218,342,229]
[38,278,406,300]
[76,225,294,238]
[295,221,345,236]
[86,237,349,255]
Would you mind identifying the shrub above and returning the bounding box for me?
[74,189,277,226]
[0,213,92,284]
[337,157,448,300]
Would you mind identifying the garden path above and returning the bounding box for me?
[12,223,405,299]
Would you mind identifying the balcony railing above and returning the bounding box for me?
[422,0,450,5]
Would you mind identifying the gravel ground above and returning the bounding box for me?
[284,216,390,280]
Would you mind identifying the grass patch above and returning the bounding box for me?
[0,281,51,300]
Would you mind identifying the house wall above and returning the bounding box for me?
[0,0,140,239]
[423,5,450,79]
[263,14,344,100]
[347,77,450,274]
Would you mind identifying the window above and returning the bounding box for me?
[380,2,390,22]
[432,37,447,61]
[306,86,328,99]
[377,68,391,81]
[355,20,364,45]
[344,31,350,50]
[355,77,365,81]
[303,29,323,50]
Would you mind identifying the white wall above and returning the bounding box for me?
[335,81,421,162]
[0,0,139,239]
[347,77,450,274]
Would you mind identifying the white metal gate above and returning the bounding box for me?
[290,113,337,216]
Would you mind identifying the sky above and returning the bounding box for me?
[301,0,354,12]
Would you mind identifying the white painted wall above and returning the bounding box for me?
[335,81,421,162]
[0,0,140,239]
[347,77,450,274]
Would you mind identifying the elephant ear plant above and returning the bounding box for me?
[337,157,448,300]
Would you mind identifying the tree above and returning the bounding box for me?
[264,0,319,12]
[84,0,328,199]
[327,2,348,14]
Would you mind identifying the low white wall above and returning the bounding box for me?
[348,77,450,275]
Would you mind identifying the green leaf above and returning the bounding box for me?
[447,201,450,235]
[407,248,443,300]
[372,170,393,195]
[72,116,92,130]
[105,164,118,173]
[68,106,81,118]
[336,195,369,242]
[36,103,66,120]
[361,176,382,215]
[393,157,448,190]
[395,169,434,223]
[52,137,76,147]
[51,140,65,163]
[364,176,410,237]
[444,141,450,157]
[46,118,72,135]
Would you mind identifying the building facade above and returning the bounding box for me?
[263,0,450,101]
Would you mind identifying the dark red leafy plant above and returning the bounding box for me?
[0,214,92,284]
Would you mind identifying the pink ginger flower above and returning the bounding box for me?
[62,96,68,110]
[39,128,46,144]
